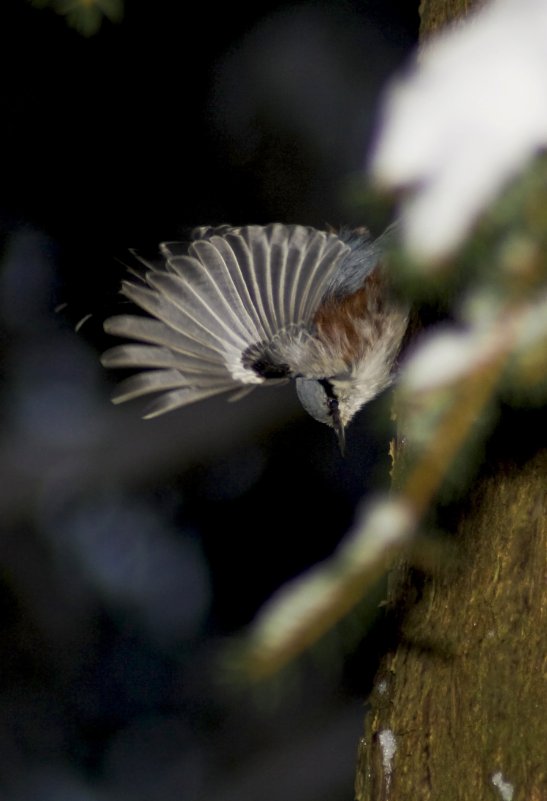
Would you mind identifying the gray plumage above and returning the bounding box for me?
[101,223,407,436]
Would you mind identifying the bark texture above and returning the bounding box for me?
[355,2,547,798]
[356,450,547,800]
[419,0,486,36]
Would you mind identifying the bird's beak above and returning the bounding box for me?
[333,412,346,455]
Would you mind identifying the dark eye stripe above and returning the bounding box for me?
[319,379,339,416]
[318,377,345,453]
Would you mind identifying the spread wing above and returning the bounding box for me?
[101,224,350,418]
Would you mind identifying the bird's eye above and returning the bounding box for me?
[327,396,339,416]
[317,378,345,451]
[319,379,339,418]
[295,377,342,431]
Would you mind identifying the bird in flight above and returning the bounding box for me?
[101,223,408,450]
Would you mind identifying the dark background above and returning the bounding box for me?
[0,2,418,799]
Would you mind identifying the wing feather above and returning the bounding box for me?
[295,233,349,321]
[142,385,236,419]
[240,226,279,334]
[145,271,251,348]
[112,370,234,408]
[101,344,228,375]
[120,281,242,352]
[212,231,275,339]
[164,250,263,341]
[269,226,289,329]
[103,315,224,365]
[102,223,360,418]
[111,369,196,403]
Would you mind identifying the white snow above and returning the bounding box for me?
[491,771,514,801]
[371,0,547,260]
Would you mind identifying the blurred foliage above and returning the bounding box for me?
[236,152,547,679]
[28,0,123,35]
[391,153,547,298]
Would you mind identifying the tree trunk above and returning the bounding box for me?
[355,450,547,800]
[355,2,547,799]
[419,0,487,35]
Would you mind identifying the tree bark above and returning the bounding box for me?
[419,0,487,36]
[355,450,547,800]
[355,2,547,799]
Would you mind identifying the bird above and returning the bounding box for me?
[101,223,408,451]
